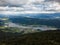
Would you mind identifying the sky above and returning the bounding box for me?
[0,0,60,6]
[0,0,60,14]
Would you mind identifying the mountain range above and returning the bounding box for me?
[0,13,60,28]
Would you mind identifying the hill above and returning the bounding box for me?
[9,16,60,28]
[0,30,60,45]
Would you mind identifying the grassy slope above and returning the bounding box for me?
[0,30,60,45]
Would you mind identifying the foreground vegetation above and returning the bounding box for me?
[0,29,60,45]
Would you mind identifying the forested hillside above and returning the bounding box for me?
[0,30,60,45]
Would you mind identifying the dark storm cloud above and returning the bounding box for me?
[0,0,8,6]
[0,0,28,6]
[0,0,60,6]
[45,0,60,2]
[54,0,60,2]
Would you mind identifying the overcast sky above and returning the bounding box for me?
[0,0,60,14]
[0,0,60,6]
[0,0,29,6]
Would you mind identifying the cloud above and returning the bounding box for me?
[55,0,60,2]
[0,6,59,15]
[0,0,8,6]
[46,0,60,2]
[0,0,29,6]
[0,0,60,6]
[0,0,60,15]
[45,2,60,11]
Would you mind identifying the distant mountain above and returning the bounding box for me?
[6,13,60,19]
[0,13,60,19]
[0,13,60,28]
[0,14,6,18]
[9,16,60,28]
